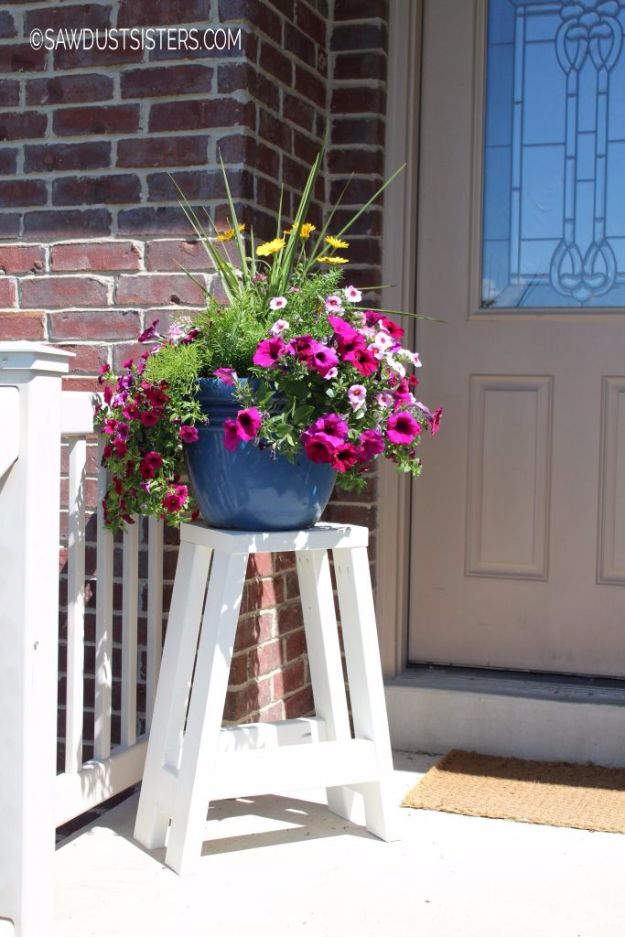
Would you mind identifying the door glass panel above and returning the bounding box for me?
[482,0,625,308]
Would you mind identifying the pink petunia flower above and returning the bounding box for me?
[302,431,339,464]
[325,295,344,313]
[162,484,188,513]
[214,367,238,386]
[270,319,289,335]
[122,357,134,370]
[345,346,378,377]
[114,439,128,457]
[138,319,160,343]
[139,410,160,428]
[104,418,118,435]
[123,400,140,420]
[328,314,360,341]
[115,421,130,442]
[308,342,339,377]
[430,406,443,436]
[348,384,367,411]
[223,418,240,452]
[344,285,362,303]
[386,411,421,445]
[253,336,288,368]
[309,413,349,440]
[269,296,287,311]
[236,407,262,442]
[359,428,385,460]
[332,443,361,473]
[324,366,338,381]
[179,425,199,444]
[377,392,394,409]
[98,362,111,384]
[139,451,163,480]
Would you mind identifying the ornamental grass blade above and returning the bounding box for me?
[275,147,324,290]
[218,153,249,286]
[334,163,406,240]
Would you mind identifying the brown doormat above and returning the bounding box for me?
[402,750,625,834]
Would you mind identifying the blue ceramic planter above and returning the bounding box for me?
[185,378,336,531]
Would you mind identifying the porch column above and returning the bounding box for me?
[0,344,71,937]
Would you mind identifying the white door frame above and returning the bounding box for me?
[377,0,423,676]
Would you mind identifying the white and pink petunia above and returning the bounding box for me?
[270,319,290,335]
[344,285,362,303]
[269,296,288,311]
[325,294,344,313]
[348,384,367,411]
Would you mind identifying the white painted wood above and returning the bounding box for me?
[204,740,379,802]
[165,549,249,875]
[121,520,139,747]
[218,716,326,751]
[94,450,113,762]
[56,741,147,827]
[134,540,212,849]
[296,549,356,822]
[182,520,368,554]
[598,377,625,583]
[333,547,398,842]
[60,391,96,436]
[410,0,625,676]
[0,386,19,479]
[146,517,164,728]
[65,437,87,776]
[0,344,71,937]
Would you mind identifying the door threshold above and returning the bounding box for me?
[385,666,625,767]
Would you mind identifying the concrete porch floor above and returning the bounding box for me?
[55,751,625,937]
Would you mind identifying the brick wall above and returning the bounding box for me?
[1,0,389,732]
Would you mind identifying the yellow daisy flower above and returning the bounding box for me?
[317,255,348,265]
[215,224,245,242]
[324,235,349,249]
[285,221,316,239]
[256,237,286,257]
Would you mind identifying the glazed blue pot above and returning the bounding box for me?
[185,378,336,531]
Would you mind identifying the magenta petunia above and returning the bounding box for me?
[122,357,134,370]
[114,439,128,457]
[236,407,262,441]
[359,428,385,460]
[162,484,188,513]
[302,431,339,464]
[123,400,140,421]
[139,410,160,427]
[179,425,199,444]
[138,319,160,343]
[430,406,443,436]
[332,443,361,473]
[103,385,114,405]
[223,418,240,452]
[104,418,118,435]
[345,345,378,377]
[253,336,288,368]
[97,363,110,384]
[214,367,237,386]
[386,411,421,445]
[308,342,339,377]
[139,451,163,480]
[115,421,130,442]
[328,314,360,341]
[310,413,348,440]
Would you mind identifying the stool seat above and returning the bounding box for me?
[134,521,398,875]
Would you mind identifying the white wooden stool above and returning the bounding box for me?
[134,521,398,875]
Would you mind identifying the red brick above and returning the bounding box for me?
[294,64,324,107]
[0,11,16,38]
[0,180,47,208]
[25,4,111,31]
[0,279,17,307]
[333,0,387,18]
[48,310,140,341]
[0,111,47,141]
[54,44,142,70]
[259,108,291,150]
[234,611,275,653]
[331,22,387,51]
[0,245,46,275]
[0,215,20,238]
[51,242,141,273]
[334,51,386,82]
[252,639,282,677]
[21,276,109,309]
[284,628,308,662]
[223,678,272,722]
[115,273,206,306]
[118,0,211,27]
[283,685,314,718]
[277,602,304,635]
[24,142,111,173]
[52,175,141,206]
[331,86,386,114]
[0,148,17,174]
[247,552,274,577]
[241,575,284,613]
[23,210,111,239]
[0,312,44,340]
[259,41,292,85]
[121,64,213,98]
[325,503,377,528]
[117,136,208,168]
[149,98,254,133]
[328,148,383,175]
[284,21,316,68]
[117,206,198,237]
[272,659,306,698]
[58,343,108,374]
[26,73,114,106]
[283,92,314,132]
[0,44,46,73]
[228,652,248,686]
[0,79,19,107]
[53,105,139,137]
[295,2,325,43]
[146,239,213,272]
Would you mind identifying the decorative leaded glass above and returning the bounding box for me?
[482,0,625,308]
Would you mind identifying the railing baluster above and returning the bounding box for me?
[122,519,139,747]
[146,517,164,731]
[65,437,86,775]
[94,442,113,761]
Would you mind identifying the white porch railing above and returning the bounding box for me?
[0,343,166,937]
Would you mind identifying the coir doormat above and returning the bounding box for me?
[402,749,625,834]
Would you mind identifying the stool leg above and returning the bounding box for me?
[333,546,399,842]
[134,540,213,849]
[165,549,248,875]
[296,549,357,823]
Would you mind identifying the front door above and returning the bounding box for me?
[409,0,625,676]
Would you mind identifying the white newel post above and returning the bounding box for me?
[0,343,72,937]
